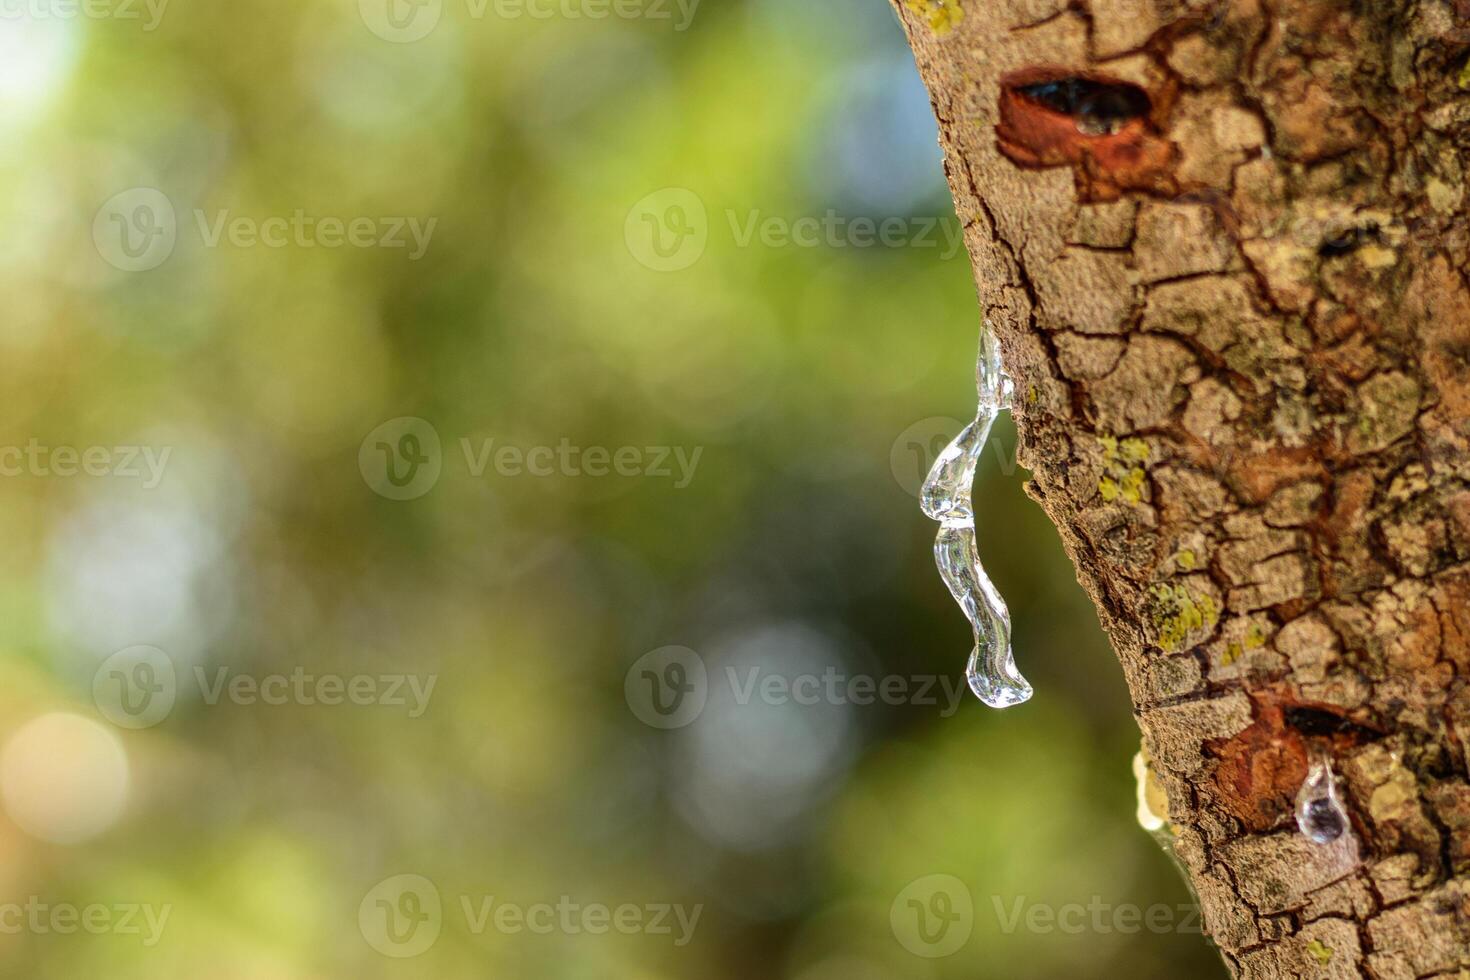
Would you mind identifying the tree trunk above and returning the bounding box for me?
[890,0,1470,975]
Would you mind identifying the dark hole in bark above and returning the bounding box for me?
[1283,705,1382,741]
[1318,220,1382,257]
[1012,78,1152,135]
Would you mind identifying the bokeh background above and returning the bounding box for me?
[0,0,1225,976]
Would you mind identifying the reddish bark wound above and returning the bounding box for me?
[1209,689,1382,833]
[996,67,1177,201]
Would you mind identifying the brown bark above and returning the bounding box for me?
[891,0,1470,976]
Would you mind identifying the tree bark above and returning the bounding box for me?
[891,0,1470,976]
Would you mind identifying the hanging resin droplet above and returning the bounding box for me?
[1296,753,1348,845]
[921,329,1031,709]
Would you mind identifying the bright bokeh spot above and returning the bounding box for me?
[0,16,80,130]
[1,712,130,844]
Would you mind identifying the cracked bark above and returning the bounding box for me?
[891,0,1470,976]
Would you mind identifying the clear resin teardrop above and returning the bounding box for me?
[1296,754,1349,845]
[922,329,1031,709]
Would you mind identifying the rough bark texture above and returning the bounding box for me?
[891,0,1470,976]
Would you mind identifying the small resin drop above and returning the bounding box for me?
[921,329,1031,709]
[1295,755,1348,845]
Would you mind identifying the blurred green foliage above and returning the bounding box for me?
[0,0,1224,976]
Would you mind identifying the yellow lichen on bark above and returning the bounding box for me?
[901,0,962,35]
